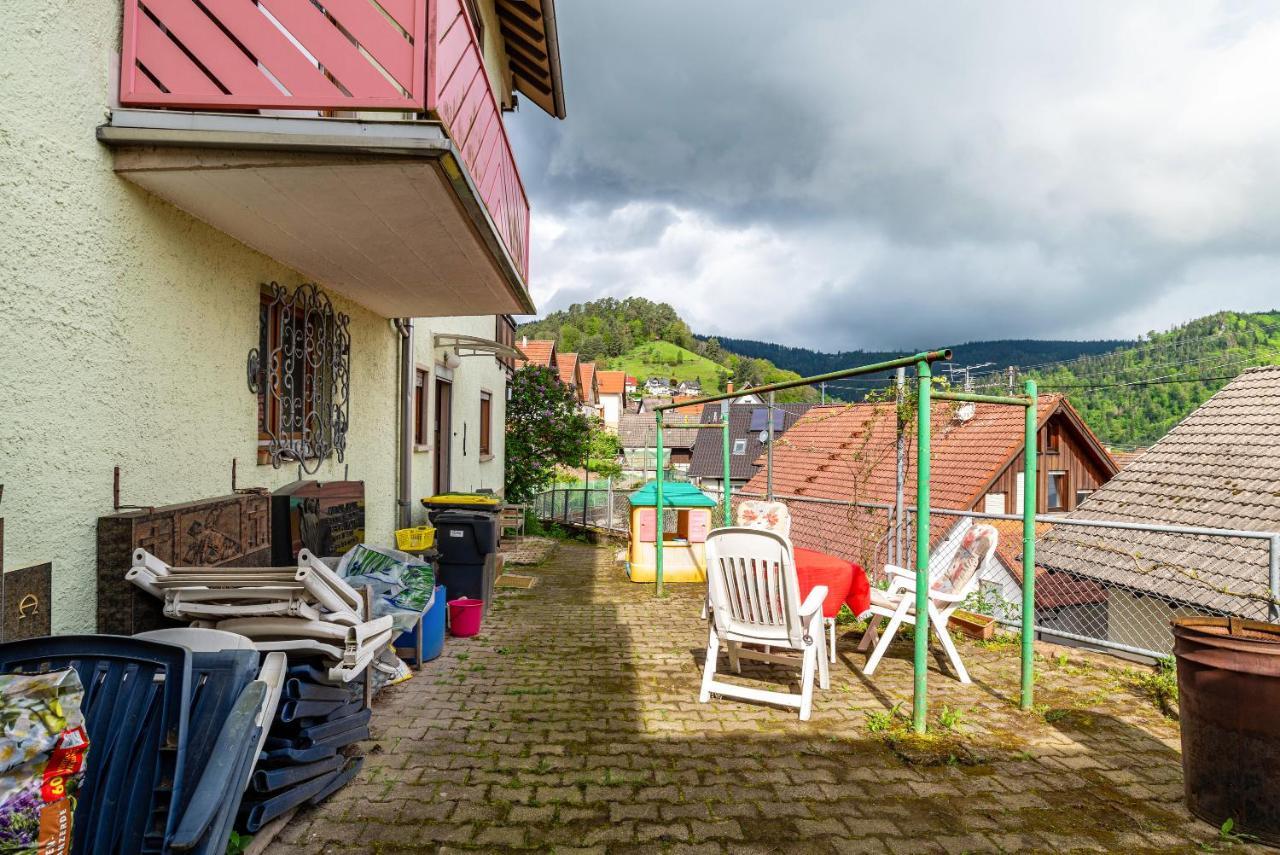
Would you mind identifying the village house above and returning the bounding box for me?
[2,0,565,633]
[677,379,703,396]
[687,403,815,500]
[515,337,560,374]
[740,395,1119,620]
[578,361,602,418]
[618,413,702,477]
[557,352,582,400]
[597,370,629,430]
[1035,366,1280,655]
[644,377,672,397]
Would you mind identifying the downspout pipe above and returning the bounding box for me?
[397,318,414,529]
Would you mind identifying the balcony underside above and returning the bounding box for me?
[98,110,533,319]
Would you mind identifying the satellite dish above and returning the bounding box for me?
[758,430,769,444]
[956,403,976,422]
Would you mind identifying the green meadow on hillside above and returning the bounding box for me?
[602,341,728,392]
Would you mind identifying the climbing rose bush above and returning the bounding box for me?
[504,366,589,503]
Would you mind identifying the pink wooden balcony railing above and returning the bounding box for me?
[119,0,529,279]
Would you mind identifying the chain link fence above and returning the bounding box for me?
[534,482,1279,662]
[734,491,1279,661]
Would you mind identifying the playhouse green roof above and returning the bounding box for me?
[628,481,718,508]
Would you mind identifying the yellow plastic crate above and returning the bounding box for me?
[395,526,436,552]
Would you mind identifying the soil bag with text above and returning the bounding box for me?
[0,669,89,855]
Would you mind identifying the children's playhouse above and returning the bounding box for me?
[625,482,717,583]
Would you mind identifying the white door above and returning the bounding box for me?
[1015,472,1025,513]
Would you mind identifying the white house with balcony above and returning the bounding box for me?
[0,0,565,633]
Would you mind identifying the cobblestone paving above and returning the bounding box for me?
[274,540,1261,854]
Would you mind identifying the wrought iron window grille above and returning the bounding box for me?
[247,282,351,474]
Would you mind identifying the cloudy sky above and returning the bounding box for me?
[507,1,1280,351]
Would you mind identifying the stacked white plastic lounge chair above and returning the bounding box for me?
[127,548,394,683]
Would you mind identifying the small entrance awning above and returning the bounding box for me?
[98,109,534,319]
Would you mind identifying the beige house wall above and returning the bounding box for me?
[408,316,509,525]
[0,2,511,632]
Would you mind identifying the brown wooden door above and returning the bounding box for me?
[434,378,452,494]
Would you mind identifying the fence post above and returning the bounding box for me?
[1020,379,1039,711]
[1270,535,1279,622]
[607,478,615,531]
[912,361,932,734]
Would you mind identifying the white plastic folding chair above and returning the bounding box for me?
[700,527,829,720]
[858,519,999,683]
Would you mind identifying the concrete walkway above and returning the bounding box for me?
[272,539,1256,853]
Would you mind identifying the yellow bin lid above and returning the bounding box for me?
[421,492,500,507]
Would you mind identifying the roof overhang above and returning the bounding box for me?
[97,109,535,318]
[495,0,566,119]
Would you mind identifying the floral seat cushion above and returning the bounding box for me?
[931,524,998,596]
[737,500,791,537]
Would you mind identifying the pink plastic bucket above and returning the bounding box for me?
[448,598,484,637]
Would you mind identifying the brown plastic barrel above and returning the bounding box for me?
[1173,616,1280,846]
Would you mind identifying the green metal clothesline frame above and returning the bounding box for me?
[653,350,1040,733]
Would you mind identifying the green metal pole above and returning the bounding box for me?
[721,400,731,526]
[1020,379,1038,710]
[653,349,953,413]
[655,411,665,597]
[913,361,932,734]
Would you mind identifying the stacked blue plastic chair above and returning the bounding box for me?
[0,635,264,855]
[239,662,366,832]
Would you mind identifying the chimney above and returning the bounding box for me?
[521,335,527,346]
[726,381,734,395]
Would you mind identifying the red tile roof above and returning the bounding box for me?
[517,339,556,369]
[669,395,705,416]
[598,370,627,396]
[558,352,579,387]
[579,362,598,403]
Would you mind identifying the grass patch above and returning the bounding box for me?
[863,701,982,766]
[975,630,1021,650]
[1131,655,1179,719]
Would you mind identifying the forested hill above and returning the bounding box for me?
[714,336,1132,379]
[1009,310,1280,448]
[520,300,1280,445]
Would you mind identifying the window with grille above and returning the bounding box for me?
[250,282,350,473]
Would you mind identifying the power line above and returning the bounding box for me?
[968,314,1280,380]
[1040,373,1243,391]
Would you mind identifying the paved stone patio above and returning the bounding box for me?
[273,539,1264,853]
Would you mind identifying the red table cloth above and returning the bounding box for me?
[793,546,871,619]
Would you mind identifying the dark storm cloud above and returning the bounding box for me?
[508,2,1280,349]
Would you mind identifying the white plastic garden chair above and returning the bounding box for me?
[858,518,999,684]
[735,500,839,664]
[700,527,829,720]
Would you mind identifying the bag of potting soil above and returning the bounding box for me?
[0,669,89,855]
[336,544,436,631]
